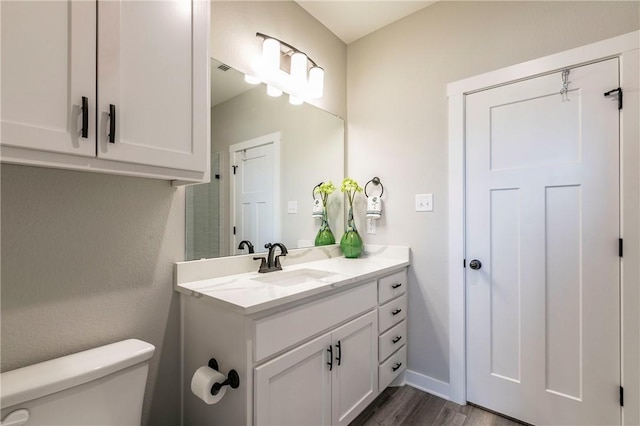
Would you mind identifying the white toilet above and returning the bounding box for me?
[0,339,155,426]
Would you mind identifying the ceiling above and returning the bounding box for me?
[294,1,437,44]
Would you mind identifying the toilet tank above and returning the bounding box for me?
[0,339,155,426]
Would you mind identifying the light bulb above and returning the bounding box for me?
[244,74,261,85]
[262,38,280,75]
[289,95,303,105]
[267,85,283,97]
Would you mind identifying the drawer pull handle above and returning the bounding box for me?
[391,283,402,289]
[392,336,402,344]
[108,104,116,143]
[81,96,89,138]
[392,362,403,372]
[327,346,333,371]
[336,341,342,366]
[392,308,402,316]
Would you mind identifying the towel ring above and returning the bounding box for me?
[312,182,323,200]
[364,177,384,198]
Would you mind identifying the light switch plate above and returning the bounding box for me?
[287,201,297,214]
[416,194,433,212]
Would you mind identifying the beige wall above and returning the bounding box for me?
[210,1,347,119]
[347,1,640,384]
[1,165,184,425]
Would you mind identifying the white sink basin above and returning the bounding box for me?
[252,268,337,287]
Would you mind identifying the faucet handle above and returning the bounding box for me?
[253,256,269,273]
[274,254,286,270]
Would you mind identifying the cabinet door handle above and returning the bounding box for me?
[327,346,333,371]
[392,362,403,372]
[392,308,402,316]
[392,336,402,344]
[335,341,342,366]
[81,96,89,139]
[391,283,402,289]
[108,104,116,143]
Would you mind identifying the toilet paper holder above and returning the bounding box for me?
[207,358,240,395]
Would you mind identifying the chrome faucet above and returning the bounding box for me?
[253,242,288,273]
[237,240,254,254]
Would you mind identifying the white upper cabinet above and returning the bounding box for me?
[1,0,209,183]
[1,1,96,157]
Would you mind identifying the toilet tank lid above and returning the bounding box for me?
[1,339,155,409]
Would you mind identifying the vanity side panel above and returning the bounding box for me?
[182,295,248,426]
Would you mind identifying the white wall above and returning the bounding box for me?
[347,1,640,386]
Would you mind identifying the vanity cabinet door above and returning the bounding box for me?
[331,310,378,426]
[97,0,208,173]
[1,1,96,158]
[254,333,332,426]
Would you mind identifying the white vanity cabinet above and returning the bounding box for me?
[1,0,209,183]
[254,310,377,426]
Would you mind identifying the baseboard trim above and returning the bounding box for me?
[405,369,451,401]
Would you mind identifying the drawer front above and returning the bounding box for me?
[379,345,407,392]
[379,319,407,362]
[254,281,377,362]
[378,270,407,304]
[378,293,407,333]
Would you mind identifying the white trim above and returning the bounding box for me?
[447,31,640,421]
[405,370,451,401]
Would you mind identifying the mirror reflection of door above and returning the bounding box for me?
[230,133,281,255]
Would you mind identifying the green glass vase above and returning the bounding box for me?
[315,207,335,246]
[340,206,363,258]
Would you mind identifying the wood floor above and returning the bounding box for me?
[350,385,524,426]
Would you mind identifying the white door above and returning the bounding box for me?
[465,58,620,425]
[1,0,96,157]
[331,311,378,426]
[254,333,332,426]
[97,0,207,172]
[230,136,278,254]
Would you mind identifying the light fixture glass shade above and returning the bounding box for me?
[289,95,303,105]
[244,74,261,85]
[262,38,280,74]
[309,66,324,99]
[267,85,283,97]
[290,52,308,83]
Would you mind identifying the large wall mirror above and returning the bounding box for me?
[185,59,345,260]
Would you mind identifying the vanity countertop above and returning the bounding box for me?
[175,245,410,315]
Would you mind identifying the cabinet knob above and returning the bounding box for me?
[81,96,89,139]
[392,362,403,372]
[108,104,116,143]
[392,308,402,316]
[392,336,402,344]
[327,346,333,371]
[391,283,402,289]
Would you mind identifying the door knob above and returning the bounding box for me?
[469,259,482,270]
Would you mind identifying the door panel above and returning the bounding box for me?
[1,1,96,156]
[465,58,620,425]
[97,0,206,172]
[254,333,332,426]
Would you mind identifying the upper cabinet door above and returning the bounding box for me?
[97,0,208,173]
[1,1,96,157]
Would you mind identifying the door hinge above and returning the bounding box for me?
[233,226,236,235]
[232,165,238,175]
[620,386,624,407]
[619,238,623,257]
[604,87,623,110]
[214,174,220,180]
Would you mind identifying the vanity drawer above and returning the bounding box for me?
[378,293,407,333]
[379,345,406,392]
[379,319,406,362]
[378,270,407,304]
[254,281,377,362]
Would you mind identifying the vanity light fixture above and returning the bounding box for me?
[244,32,324,105]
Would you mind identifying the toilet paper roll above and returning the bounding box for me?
[191,366,227,405]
